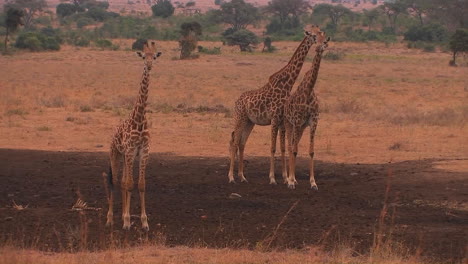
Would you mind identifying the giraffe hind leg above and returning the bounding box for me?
[106,146,121,227]
[238,121,254,182]
[138,146,149,231]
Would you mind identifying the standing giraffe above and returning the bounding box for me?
[103,41,161,231]
[284,31,330,190]
[228,28,319,184]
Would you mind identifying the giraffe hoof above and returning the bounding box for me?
[287,183,296,189]
[269,180,277,185]
[105,221,113,228]
[229,179,236,184]
[310,184,318,191]
[142,225,149,232]
[122,224,131,230]
[240,178,248,183]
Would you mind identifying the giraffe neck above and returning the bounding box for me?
[297,49,324,96]
[131,65,150,124]
[268,36,314,91]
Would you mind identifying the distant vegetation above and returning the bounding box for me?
[1,0,467,62]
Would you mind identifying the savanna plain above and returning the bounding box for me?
[0,40,467,263]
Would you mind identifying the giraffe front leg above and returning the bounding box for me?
[309,121,318,191]
[269,121,279,185]
[106,147,121,227]
[238,121,254,183]
[280,125,288,184]
[138,146,149,231]
[121,152,135,230]
[288,126,304,189]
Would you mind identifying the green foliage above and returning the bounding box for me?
[86,8,119,22]
[265,0,309,34]
[56,3,79,18]
[218,0,259,31]
[95,38,112,49]
[5,7,24,33]
[15,31,60,51]
[404,23,448,42]
[151,0,175,18]
[132,38,147,50]
[266,16,302,36]
[262,37,276,52]
[313,4,352,26]
[223,29,259,52]
[197,45,221,54]
[76,17,95,28]
[66,31,91,47]
[449,28,468,64]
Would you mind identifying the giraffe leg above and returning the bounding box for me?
[228,117,248,183]
[288,126,305,189]
[138,145,150,231]
[238,121,254,182]
[121,151,135,230]
[309,120,318,191]
[269,120,279,184]
[279,125,288,184]
[106,146,121,227]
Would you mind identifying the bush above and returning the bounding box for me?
[95,39,113,49]
[198,46,221,54]
[404,23,448,42]
[151,0,175,18]
[15,31,61,51]
[76,17,95,28]
[324,51,345,60]
[132,38,147,50]
[223,29,259,52]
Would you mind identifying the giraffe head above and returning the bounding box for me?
[315,31,331,53]
[136,41,162,71]
[303,27,318,46]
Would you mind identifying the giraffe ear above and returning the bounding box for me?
[136,51,145,58]
[326,37,331,42]
[304,31,311,36]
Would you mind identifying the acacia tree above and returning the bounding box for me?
[5,0,47,29]
[151,0,174,18]
[218,0,259,31]
[380,1,407,34]
[4,7,24,52]
[432,0,468,29]
[363,8,380,31]
[312,4,351,27]
[449,28,468,66]
[402,0,430,26]
[265,0,310,29]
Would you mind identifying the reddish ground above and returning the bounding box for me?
[0,149,466,262]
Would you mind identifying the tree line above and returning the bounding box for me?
[1,0,467,63]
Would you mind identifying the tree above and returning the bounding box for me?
[5,0,47,29]
[363,8,380,31]
[312,4,352,27]
[380,1,407,34]
[224,29,259,52]
[4,7,24,52]
[402,0,430,25]
[218,0,259,31]
[151,0,174,18]
[432,0,468,29]
[56,3,78,18]
[179,21,202,59]
[265,0,309,29]
[449,28,468,66]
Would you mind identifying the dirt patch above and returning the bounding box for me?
[0,149,466,262]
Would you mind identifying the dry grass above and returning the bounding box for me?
[0,245,431,264]
[0,41,467,165]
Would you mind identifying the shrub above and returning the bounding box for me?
[223,29,259,52]
[198,46,221,54]
[132,38,147,50]
[76,17,95,28]
[404,23,448,43]
[324,51,345,61]
[15,31,61,51]
[95,39,113,49]
[151,0,175,18]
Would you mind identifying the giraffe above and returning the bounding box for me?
[228,27,320,185]
[103,41,162,231]
[284,31,330,190]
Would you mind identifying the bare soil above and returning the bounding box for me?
[0,149,466,262]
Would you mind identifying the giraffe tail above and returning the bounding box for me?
[102,166,113,200]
